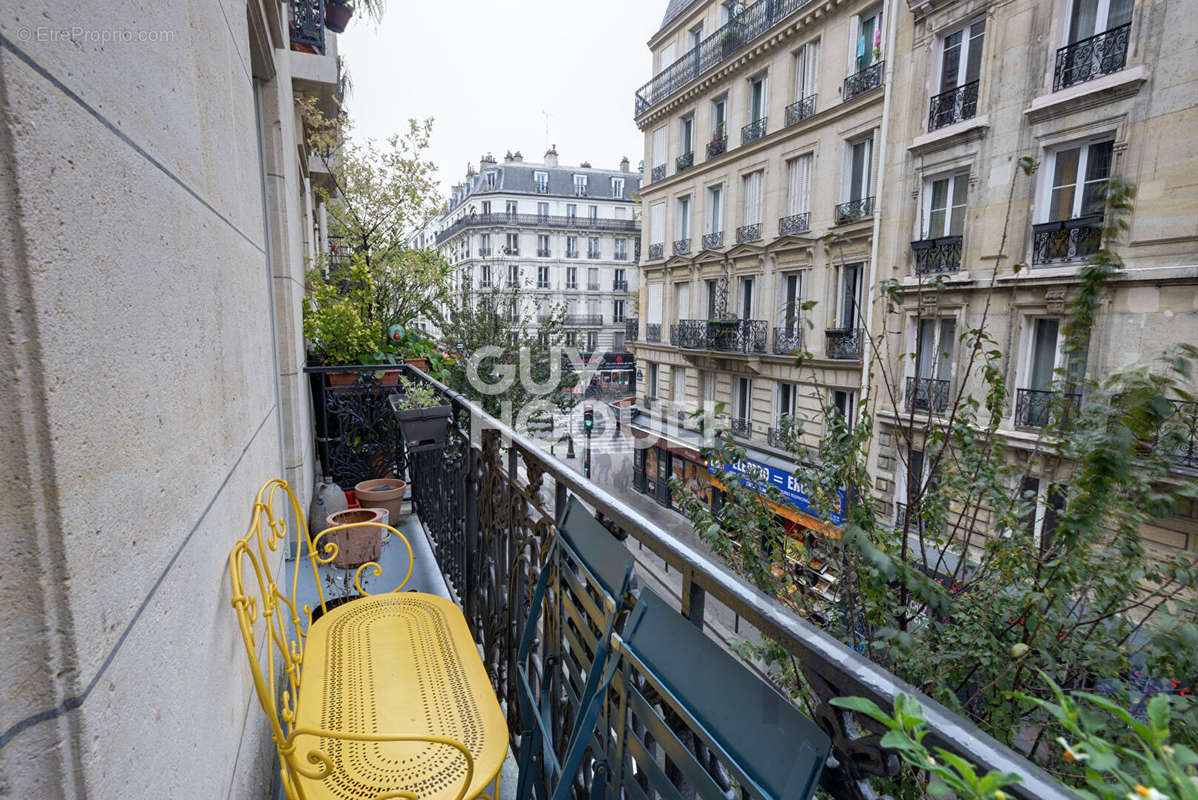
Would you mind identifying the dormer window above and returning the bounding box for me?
[611,177,625,198]
[485,170,497,190]
[534,171,549,193]
[574,175,589,197]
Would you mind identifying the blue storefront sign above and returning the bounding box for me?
[713,457,846,528]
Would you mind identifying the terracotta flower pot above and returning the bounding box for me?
[324,507,383,568]
[324,0,354,33]
[327,371,359,387]
[380,369,401,387]
[404,357,429,372]
[354,478,407,527]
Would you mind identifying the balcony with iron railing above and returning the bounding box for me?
[625,317,639,342]
[1169,400,1197,469]
[702,231,725,250]
[904,377,950,414]
[825,328,863,360]
[911,236,963,275]
[648,243,665,260]
[565,314,603,326]
[290,0,327,54]
[586,281,601,291]
[774,325,803,355]
[676,151,695,173]
[927,80,979,132]
[537,248,551,258]
[742,117,768,146]
[1014,388,1082,429]
[1032,215,1103,264]
[671,319,768,354]
[614,250,629,261]
[1054,23,1131,91]
[779,212,810,237]
[295,362,1074,800]
[651,164,667,182]
[646,323,662,343]
[736,223,763,244]
[707,131,728,159]
[731,417,752,438]
[435,212,638,246]
[844,61,884,101]
[786,94,817,127]
[613,279,628,291]
[674,238,692,256]
[835,196,874,225]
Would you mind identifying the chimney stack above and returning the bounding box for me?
[545,144,559,167]
[480,152,496,166]
[513,150,524,163]
[503,150,514,163]
[619,156,630,173]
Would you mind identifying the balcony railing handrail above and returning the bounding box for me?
[435,212,638,246]
[399,362,1077,800]
[1053,22,1131,91]
[927,79,980,132]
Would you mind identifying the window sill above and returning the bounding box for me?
[908,115,989,156]
[1024,65,1149,124]
[896,271,973,288]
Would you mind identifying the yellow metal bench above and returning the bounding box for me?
[229,479,508,800]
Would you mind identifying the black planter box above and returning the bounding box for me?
[390,398,452,453]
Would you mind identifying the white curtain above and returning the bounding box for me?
[787,155,812,216]
[743,171,763,226]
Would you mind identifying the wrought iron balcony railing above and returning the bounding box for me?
[775,325,803,354]
[912,235,963,275]
[671,320,705,349]
[633,0,819,118]
[786,94,817,126]
[613,280,628,291]
[386,363,1075,800]
[648,243,665,260]
[625,317,639,342]
[736,223,762,244]
[1054,23,1131,91]
[928,80,979,131]
[651,164,667,183]
[742,117,768,146]
[672,319,768,354]
[1169,399,1197,469]
[478,247,492,257]
[731,417,752,438]
[844,60,884,101]
[835,196,874,225]
[707,133,728,159]
[767,423,789,449]
[646,323,662,343]
[673,238,692,256]
[676,151,695,173]
[702,231,725,250]
[435,212,638,246]
[905,376,950,414]
[290,0,326,54]
[779,212,810,236]
[1015,388,1082,429]
[826,327,863,360]
[586,282,601,291]
[1032,215,1103,264]
[537,248,551,258]
[566,249,579,259]
[565,314,603,326]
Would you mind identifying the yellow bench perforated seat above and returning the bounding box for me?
[294,593,508,800]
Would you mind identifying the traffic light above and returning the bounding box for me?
[583,406,594,433]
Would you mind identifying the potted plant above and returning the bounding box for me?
[390,377,452,453]
[322,507,383,568]
[324,0,354,33]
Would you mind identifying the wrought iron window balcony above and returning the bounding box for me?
[1054,23,1131,91]
[706,133,728,159]
[730,417,752,438]
[672,319,768,354]
[645,323,662,343]
[289,0,327,54]
[1032,215,1103,265]
[624,317,639,342]
[1015,388,1082,429]
[785,94,817,126]
[651,164,667,183]
[648,243,665,260]
[774,326,803,355]
[586,282,601,291]
[767,424,788,449]
[779,212,810,237]
[537,248,551,258]
[702,231,725,250]
[676,151,695,173]
[613,251,628,261]
[928,80,979,132]
[673,238,692,256]
[905,377,950,414]
[565,314,603,326]
[736,223,763,244]
[825,327,863,360]
[565,282,578,290]
[478,247,492,257]
[478,279,492,288]
[1168,399,1197,469]
[844,60,884,101]
[741,117,768,146]
[566,249,580,259]
[835,196,874,225]
[588,250,601,260]
[536,282,550,290]
[613,280,628,291]
[433,212,638,246]
[912,235,963,275]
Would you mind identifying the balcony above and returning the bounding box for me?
[742,117,768,146]
[825,328,863,360]
[625,317,639,342]
[565,314,603,326]
[844,61,884,101]
[835,196,874,225]
[1032,215,1103,265]
[775,326,803,355]
[905,377,950,414]
[566,248,580,259]
[702,231,725,250]
[731,417,752,438]
[1014,388,1082,429]
[1169,400,1197,469]
[587,250,600,260]
[736,223,763,244]
[614,250,628,261]
[289,0,326,54]
[586,282,601,291]
[613,279,628,291]
[672,319,768,354]
[478,247,492,257]
[537,248,551,258]
[1054,23,1131,91]
[645,323,662,343]
[911,235,963,275]
[676,151,695,173]
[651,164,666,183]
[786,94,817,126]
[503,246,519,257]
[928,80,979,132]
[434,212,638,246]
[674,238,692,256]
[648,243,665,260]
[779,212,810,236]
[707,132,728,159]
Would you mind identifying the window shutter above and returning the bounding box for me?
[647,283,664,325]
[651,203,665,245]
[745,171,763,226]
[653,127,668,168]
[804,42,820,98]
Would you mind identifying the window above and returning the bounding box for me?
[615,268,626,287]
[611,177,625,197]
[1026,318,1061,394]
[480,233,491,255]
[589,205,598,221]
[1021,476,1069,553]
[735,377,752,423]
[650,202,666,247]
[777,382,798,423]
[615,207,627,219]
[780,272,803,335]
[837,263,863,329]
[676,196,691,240]
[537,201,549,218]
[702,371,716,405]
[652,126,668,175]
[1043,139,1114,221]
[854,8,884,73]
[506,200,518,216]
[748,75,767,123]
[566,266,578,289]
[505,233,519,256]
[534,171,549,193]
[588,266,599,288]
[480,263,492,287]
[1066,0,1133,45]
[481,200,491,215]
[913,317,956,410]
[485,171,497,189]
[830,389,856,427]
[587,331,598,351]
[786,154,812,218]
[613,332,626,351]
[567,203,578,219]
[659,41,676,70]
[924,173,968,237]
[537,233,550,257]
[706,185,723,233]
[673,366,687,406]
[939,20,984,96]
[681,116,694,155]
[614,239,627,261]
[588,237,600,259]
[718,1,736,26]
[675,282,690,322]
[739,277,754,319]
[613,299,625,322]
[846,136,873,202]
[742,170,763,227]
[507,263,519,287]
[795,40,819,101]
[705,279,720,318]
[566,236,579,258]
[566,331,579,347]
[711,98,727,138]
[574,174,589,196]
[648,363,659,400]
[537,265,550,289]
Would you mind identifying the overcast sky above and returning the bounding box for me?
[338,1,667,199]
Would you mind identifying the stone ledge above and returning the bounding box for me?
[908,115,990,156]
[1024,66,1149,124]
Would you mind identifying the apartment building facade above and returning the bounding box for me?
[629,0,891,526]
[870,0,1198,556]
[434,149,642,356]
